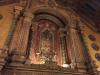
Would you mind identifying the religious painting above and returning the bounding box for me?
[29,19,68,66]
[39,29,54,64]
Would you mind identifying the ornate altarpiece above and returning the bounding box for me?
[28,19,70,66]
[0,0,99,75]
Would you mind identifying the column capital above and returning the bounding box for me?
[59,28,67,37]
[24,12,34,22]
[68,15,80,28]
[13,5,23,17]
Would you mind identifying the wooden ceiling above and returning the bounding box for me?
[56,0,100,32]
[0,0,100,32]
[74,0,100,32]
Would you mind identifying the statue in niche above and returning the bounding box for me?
[38,29,55,64]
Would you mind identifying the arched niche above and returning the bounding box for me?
[31,7,71,27]
[27,8,72,67]
[33,9,68,27]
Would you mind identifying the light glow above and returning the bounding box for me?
[62,64,70,68]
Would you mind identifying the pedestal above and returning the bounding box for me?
[9,50,26,67]
[0,49,8,74]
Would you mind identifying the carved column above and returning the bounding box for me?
[69,16,86,72]
[66,31,72,64]
[78,21,99,74]
[19,12,33,51]
[10,12,33,66]
[9,6,23,51]
[27,22,40,64]
[59,28,70,66]
[0,6,23,73]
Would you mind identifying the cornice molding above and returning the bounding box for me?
[0,0,19,6]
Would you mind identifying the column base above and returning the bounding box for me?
[10,55,25,66]
[86,61,99,75]
[9,50,26,67]
[75,62,87,72]
[0,49,8,70]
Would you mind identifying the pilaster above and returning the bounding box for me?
[59,29,70,66]
[9,11,33,66]
[78,20,99,74]
[0,5,24,71]
[9,5,23,52]
[68,16,87,72]
[0,48,8,72]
